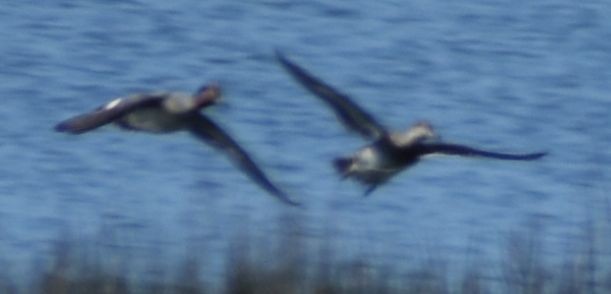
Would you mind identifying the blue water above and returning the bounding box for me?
[1,0,610,281]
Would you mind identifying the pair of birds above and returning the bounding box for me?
[55,52,546,206]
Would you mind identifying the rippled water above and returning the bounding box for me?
[1,0,610,278]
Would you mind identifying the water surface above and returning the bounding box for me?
[1,0,610,281]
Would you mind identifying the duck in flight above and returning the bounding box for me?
[276,52,547,195]
[55,83,300,206]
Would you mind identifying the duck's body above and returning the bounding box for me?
[116,105,186,132]
[112,94,191,133]
[277,52,546,195]
[334,138,407,185]
[55,86,219,134]
[336,133,546,194]
[55,83,300,206]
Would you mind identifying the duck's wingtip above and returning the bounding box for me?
[363,185,378,197]
[276,193,302,208]
[514,151,548,161]
[264,184,301,207]
[54,121,77,134]
[274,50,293,66]
[54,122,67,132]
[273,48,284,58]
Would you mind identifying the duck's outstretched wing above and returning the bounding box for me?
[55,95,162,134]
[186,114,300,207]
[276,51,386,140]
[415,143,547,160]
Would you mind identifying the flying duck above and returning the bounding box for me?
[277,52,547,195]
[55,83,300,206]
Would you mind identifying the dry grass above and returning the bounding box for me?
[1,215,610,293]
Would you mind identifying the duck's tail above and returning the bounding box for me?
[333,157,353,178]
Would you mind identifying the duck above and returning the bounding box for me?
[55,83,300,206]
[276,52,547,195]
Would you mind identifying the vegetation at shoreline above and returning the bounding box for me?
[0,218,608,294]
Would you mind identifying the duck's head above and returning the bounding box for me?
[392,120,440,146]
[408,121,439,141]
[194,82,222,109]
